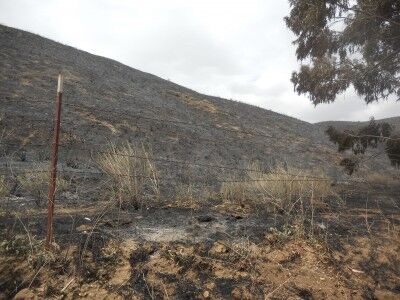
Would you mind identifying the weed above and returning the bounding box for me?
[365,171,399,186]
[0,175,10,197]
[96,143,160,208]
[174,184,199,208]
[220,163,332,235]
[17,165,70,206]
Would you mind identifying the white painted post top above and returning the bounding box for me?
[57,74,64,93]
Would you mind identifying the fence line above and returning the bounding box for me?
[2,95,398,187]
[0,168,330,184]
[0,140,329,179]
[0,164,330,183]
[7,78,383,207]
[1,75,393,253]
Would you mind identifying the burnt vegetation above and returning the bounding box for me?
[325,118,400,174]
[0,4,399,297]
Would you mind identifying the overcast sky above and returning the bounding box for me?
[1,0,399,123]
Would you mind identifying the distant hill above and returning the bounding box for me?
[316,117,400,132]
[0,24,395,184]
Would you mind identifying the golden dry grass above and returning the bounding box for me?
[365,172,399,186]
[96,143,160,207]
[169,90,218,113]
[0,175,10,197]
[173,184,200,208]
[17,165,69,205]
[220,163,332,214]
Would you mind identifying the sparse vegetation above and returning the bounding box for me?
[96,143,160,209]
[17,165,69,206]
[221,164,331,211]
[0,23,399,300]
[0,175,10,197]
[221,164,333,235]
[326,118,400,174]
[174,183,200,208]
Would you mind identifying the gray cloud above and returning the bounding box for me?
[1,0,399,123]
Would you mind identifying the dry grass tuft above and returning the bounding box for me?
[96,142,160,208]
[220,180,247,207]
[365,172,399,186]
[221,163,331,210]
[252,164,330,209]
[220,163,332,234]
[169,90,218,113]
[174,184,200,208]
[0,175,10,197]
[17,165,69,206]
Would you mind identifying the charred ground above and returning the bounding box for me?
[0,24,399,300]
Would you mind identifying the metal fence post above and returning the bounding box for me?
[45,74,63,249]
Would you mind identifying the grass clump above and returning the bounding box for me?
[0,175,10,197]
[173,183,215,209]
[17,165,69,206]
[248,164,331,210]
[96,142,160,209]
[220,163,332,234]
[221,163,331,210]
[364,171,399,186]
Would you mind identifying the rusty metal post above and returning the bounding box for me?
[45,74,63,249]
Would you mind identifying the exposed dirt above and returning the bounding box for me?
[0,181,399,299]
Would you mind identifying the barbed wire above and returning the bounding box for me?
[0,140,330,179]
[3,95,398,186]
[0,168,330,184]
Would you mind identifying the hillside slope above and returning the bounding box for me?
[316,117,400,132]
[0,24,346,184]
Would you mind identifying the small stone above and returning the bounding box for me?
[196,215,214,223]
[203,290,210,298]
[374,289,398,299]
[51,242,61,252]
[13,288,37,300]
[231,287,242,299]
[209,242,227,254]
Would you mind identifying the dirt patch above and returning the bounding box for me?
[102,207,274,243]
[168,90,219,114]
[0,181,399,299]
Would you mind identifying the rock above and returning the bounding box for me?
[51,242,61,252]
[13,288,37,300]
[76,224,93,232]
[374,289,399,300]
[196,215,214,223]
[231,287,242,299]
[209,242,227,254]
[232,214,243,220]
